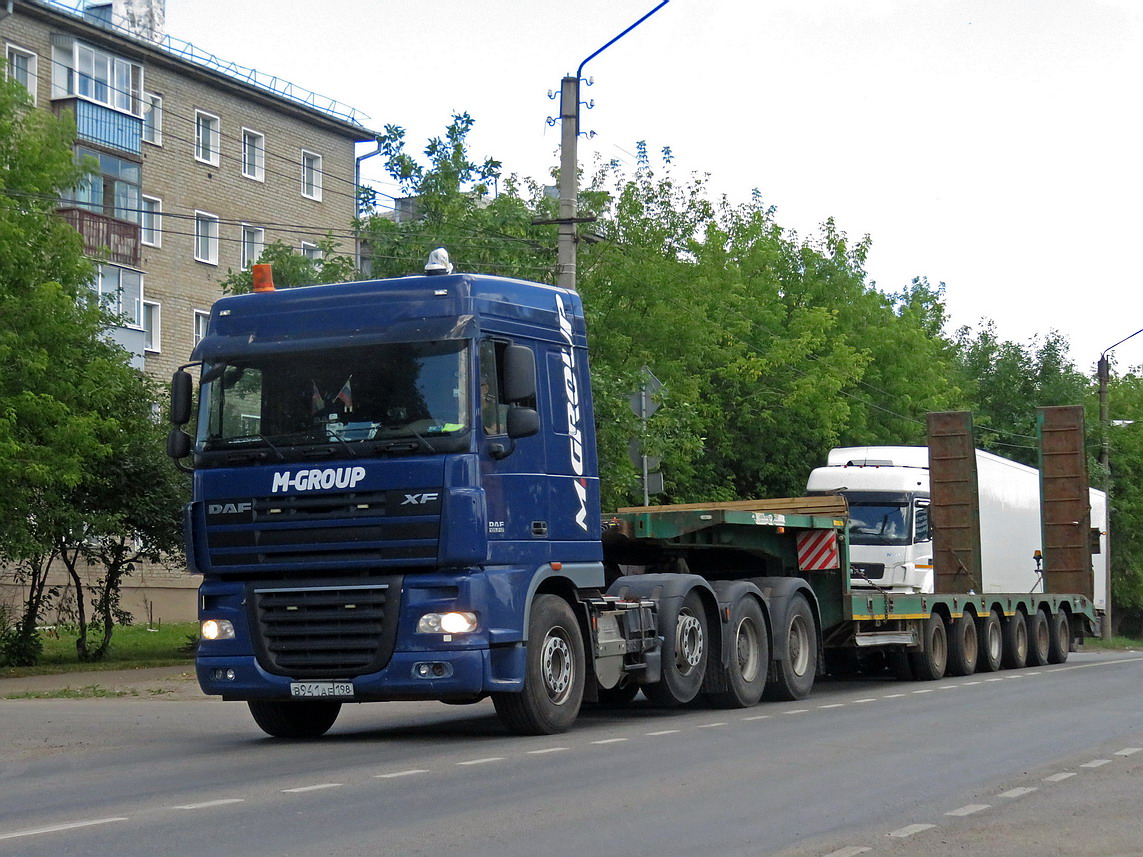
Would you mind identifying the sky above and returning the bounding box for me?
[153,0,1143,374]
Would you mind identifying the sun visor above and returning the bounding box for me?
[192,314,476,362]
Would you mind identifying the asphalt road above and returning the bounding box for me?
[2,651,1142,857]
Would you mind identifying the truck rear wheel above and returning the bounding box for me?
[1001,611,1028,669]
[493,595,585,735]
[947,612,978,676]
[1047,610,1070,664]
[1027,607,1052,666]
[909,612,948,680]
[763,593,817,701]
[704,596,769,709]
[247,700,341,739]
[644,589,709,707]
[976,609,1003,672]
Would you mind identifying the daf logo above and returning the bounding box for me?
[208,502,252,515]
[401,492,440,505]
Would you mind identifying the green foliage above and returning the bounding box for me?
[219,235,358,294]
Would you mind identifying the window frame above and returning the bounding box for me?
[142,299,161,352]
[141,195,161,247]
[6,44,38,104]
[194,110,221,166]
[241,224,265,269]
[300,240,321,261]
[241,128,265,181]
[194,211,220,265]
[142,91,162,145]
[193,309,210,346]
[301,150,323,201]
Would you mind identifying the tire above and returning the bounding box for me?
[947,612,979,677]
[889,648,914,681]
[1027,608,1052,667]
[492,595,585,735]
[705,596,769,708]
[1001,610,1028,669]
[644,589,709,707]
[763,593,817,701]
[1048,610,1071,664]
[247,700,341,739]
[976,609,1003,672]
[909,612,948,681]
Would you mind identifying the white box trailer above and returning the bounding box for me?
[807,446,1107,603]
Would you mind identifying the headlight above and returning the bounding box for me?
[417,612,478,634]
[201,619,236,641]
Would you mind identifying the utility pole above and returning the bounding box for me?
[557,76,579,291]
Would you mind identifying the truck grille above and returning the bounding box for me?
[249,577,402,677]
[850,563,886,581]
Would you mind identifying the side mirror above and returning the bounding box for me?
[166,427,192,471]
[503,345,536,403]
[170,369,194,426]
[506,407,539,439]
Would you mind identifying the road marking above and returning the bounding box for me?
[1081,759,1111,768]
[591,738,627,745]
[947,804,990,816]
[0,818,128,841]
[1007,674,1024,680]
[1116,748,1142,756]
[888,823,935,838]
[913,689,934,694]
[1044,773,1076,782]
[999,787,1037,799]
[962,680,982,685]
[457,757,505,765]
[825,847,871,857]
[819,703,846,709]
[853,698,877,704]
[1051,656,1143,673]
[283,783,342,793]
[646,729,680,736]
[786,709,809,715]
[375,769,429,779]
[527,747,569,755]
[986,677,1005,683]
[697,722,727,728]
[175,799,245,810]
[883,693,906,699]
[1025,671,1041,675]
[938,685,958,690]
[742,714,770,721]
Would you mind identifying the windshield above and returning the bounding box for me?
[198,340,469,453]
[848,503,912,546]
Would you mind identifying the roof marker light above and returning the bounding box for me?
[252,263,276,292]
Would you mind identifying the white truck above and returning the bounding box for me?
[806,446,1108,612]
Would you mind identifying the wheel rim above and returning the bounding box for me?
[675,609,704,676]
[541,627,575,704]
[963,621,978,662]
[931,623,946,665]
[987,622,1002,661]
[735,617,762,682]
[1016,622,1028,659]
[789,614,812,677]
[1035,617,1050,653]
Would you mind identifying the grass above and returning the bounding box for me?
[1081,635,1143,651]
[0,622,198,679]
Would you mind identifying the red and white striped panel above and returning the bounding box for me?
[797,529,839,570]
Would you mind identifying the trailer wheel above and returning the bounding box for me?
[1027,607,1052,666]
[644,589,709,707]
[492,595,585,735]
[1001,610,1028,669]
[888,649,914,681]
[247,700,341,739]
[976,609,1003,672]
[909,612,948,680]
[764,593,817,701]
[1047,610,1071,664]
[705,596,769,709]
[947,612,979,676]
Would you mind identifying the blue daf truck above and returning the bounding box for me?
[167,256,1099,737]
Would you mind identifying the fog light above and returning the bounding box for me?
[212,668,236,681]
[412,662,453,679]
[417,612,478,634]
[201,619,235,641]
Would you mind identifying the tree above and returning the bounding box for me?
[219,235,358,294]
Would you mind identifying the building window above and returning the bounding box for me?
[142,300,160,352]
[194,211,219,265]
[6,44,38,103]
[142,92,162,145]
[242,129,265,181]
[241,224,265,268]
[92,264,143,328]
[141,195,161,246]
[195,110,220,165]
[74,146,141,223]
[301,150,323,200]
[68,42,138,113]
[193,309,210,346]
[300,241,321,261]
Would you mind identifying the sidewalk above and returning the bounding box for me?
[0,665,205,700]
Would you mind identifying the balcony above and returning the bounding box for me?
[59,207,140,268]
[55,97,142,156]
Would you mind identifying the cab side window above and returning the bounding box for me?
[914,502,931,541]
[479,339,508,435]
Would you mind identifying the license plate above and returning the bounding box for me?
[290,681,354,698]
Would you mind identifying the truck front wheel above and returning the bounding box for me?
[247,700,341,739]
[493,595,585,735]
[644,589,709,707]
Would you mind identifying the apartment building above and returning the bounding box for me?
[2,0,376,623]
[3,0,375,382]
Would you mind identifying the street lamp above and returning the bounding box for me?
[1097,327,1143,640]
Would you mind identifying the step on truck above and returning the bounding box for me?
[167,256,1101,737]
